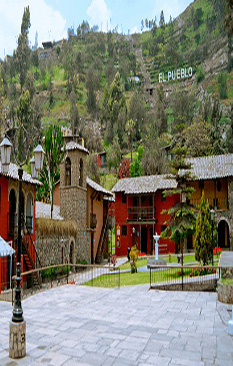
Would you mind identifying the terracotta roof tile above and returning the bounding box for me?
[0,162,42,186]
[187,154,233,180]
[112,175,177,194]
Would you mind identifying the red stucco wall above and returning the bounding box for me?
[115,190,179,256]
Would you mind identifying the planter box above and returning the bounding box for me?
[217,280,233,304]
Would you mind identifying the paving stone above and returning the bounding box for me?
[0,285,232,366]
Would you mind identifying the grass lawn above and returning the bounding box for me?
[221,278,233,285]
[83,267,195,288]
[119,254,198,271]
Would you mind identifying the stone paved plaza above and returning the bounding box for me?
[0,284,232,366]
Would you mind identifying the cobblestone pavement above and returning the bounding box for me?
[0,284,232,366]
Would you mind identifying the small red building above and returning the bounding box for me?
[112,175,179,256]
[0,163,40,293]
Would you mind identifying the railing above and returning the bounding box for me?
[190,197,228,210]
[7,213,17,237]
[127,206,155,221]
[149,265,220,291]
[12,263,120,299]
[95,215,109,263]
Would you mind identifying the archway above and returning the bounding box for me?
[26,193,33,233]
[218,220,230,249]
[8,189,16,237]
[65,157,71,186]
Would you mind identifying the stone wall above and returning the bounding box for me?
[35,234,76,267]
[60,147,90,262]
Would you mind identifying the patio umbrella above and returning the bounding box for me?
[0,236,15,257]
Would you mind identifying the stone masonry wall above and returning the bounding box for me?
[60,147,90,262]
[36,234,76,267]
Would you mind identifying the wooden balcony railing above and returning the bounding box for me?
[190,197,228,210]
[127,206,155,222]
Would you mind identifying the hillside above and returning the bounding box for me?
[0,0,233,193]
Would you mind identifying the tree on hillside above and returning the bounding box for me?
[40,124,64,219]
[107,72,126,143]
[130,145,143,177]
[16,6,31,90]
[172,91,194,134]
[161,145,196,262]
[125,119,135,163]
[210,98,226,155]
[159,10,165,29]
[141,136,168,176]
[106,135,122,174]
[128,91,146,141]
[85,66,100,116]
[226,103,233,152]
[183,119,212,157]
[195,193,213,265]
[16,90,32,161]
[61,42,77,94]
[87,154,101,184]
[69,91,80,136]
[84,121,103,153]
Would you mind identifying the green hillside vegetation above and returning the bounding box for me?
[1,0,233,196]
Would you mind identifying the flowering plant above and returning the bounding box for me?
[68,278,75,285]
[189,267,216,277]
[213,247,222,256]
[138,251,146,257]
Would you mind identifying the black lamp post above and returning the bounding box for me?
[0,138,44,324]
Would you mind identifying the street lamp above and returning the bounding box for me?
[0,137,44,358]
[0,137,12,173]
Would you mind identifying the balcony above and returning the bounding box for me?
[127,206,155,222]
[190,197,228,211]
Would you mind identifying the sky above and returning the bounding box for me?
[0,0,193,60]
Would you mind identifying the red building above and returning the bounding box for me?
[0,163,40,293]
[112,175,179,256]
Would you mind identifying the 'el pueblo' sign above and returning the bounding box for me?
[159,66,193,83]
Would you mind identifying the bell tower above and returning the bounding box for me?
[60,142,89,259]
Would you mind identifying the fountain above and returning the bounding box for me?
[147,232,167,268]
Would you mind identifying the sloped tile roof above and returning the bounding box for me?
[0,162,42,186]
[65,141,89,154]
[87,177,113,196]
[112,175,177,194]
[187,154,233,180]
[36,201,63,220]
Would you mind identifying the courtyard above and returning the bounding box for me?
[0,284,232,366]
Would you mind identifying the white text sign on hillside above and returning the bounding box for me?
[159,66,193,83]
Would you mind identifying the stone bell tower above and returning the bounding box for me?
[60,141,89,259]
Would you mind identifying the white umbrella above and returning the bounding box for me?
[0,236,15,257]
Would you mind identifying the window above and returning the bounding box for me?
[122,225,127,236]
[161,192,166,202]
[79,158,83,186]
[122,193,126,203]
[65,157,71,186]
